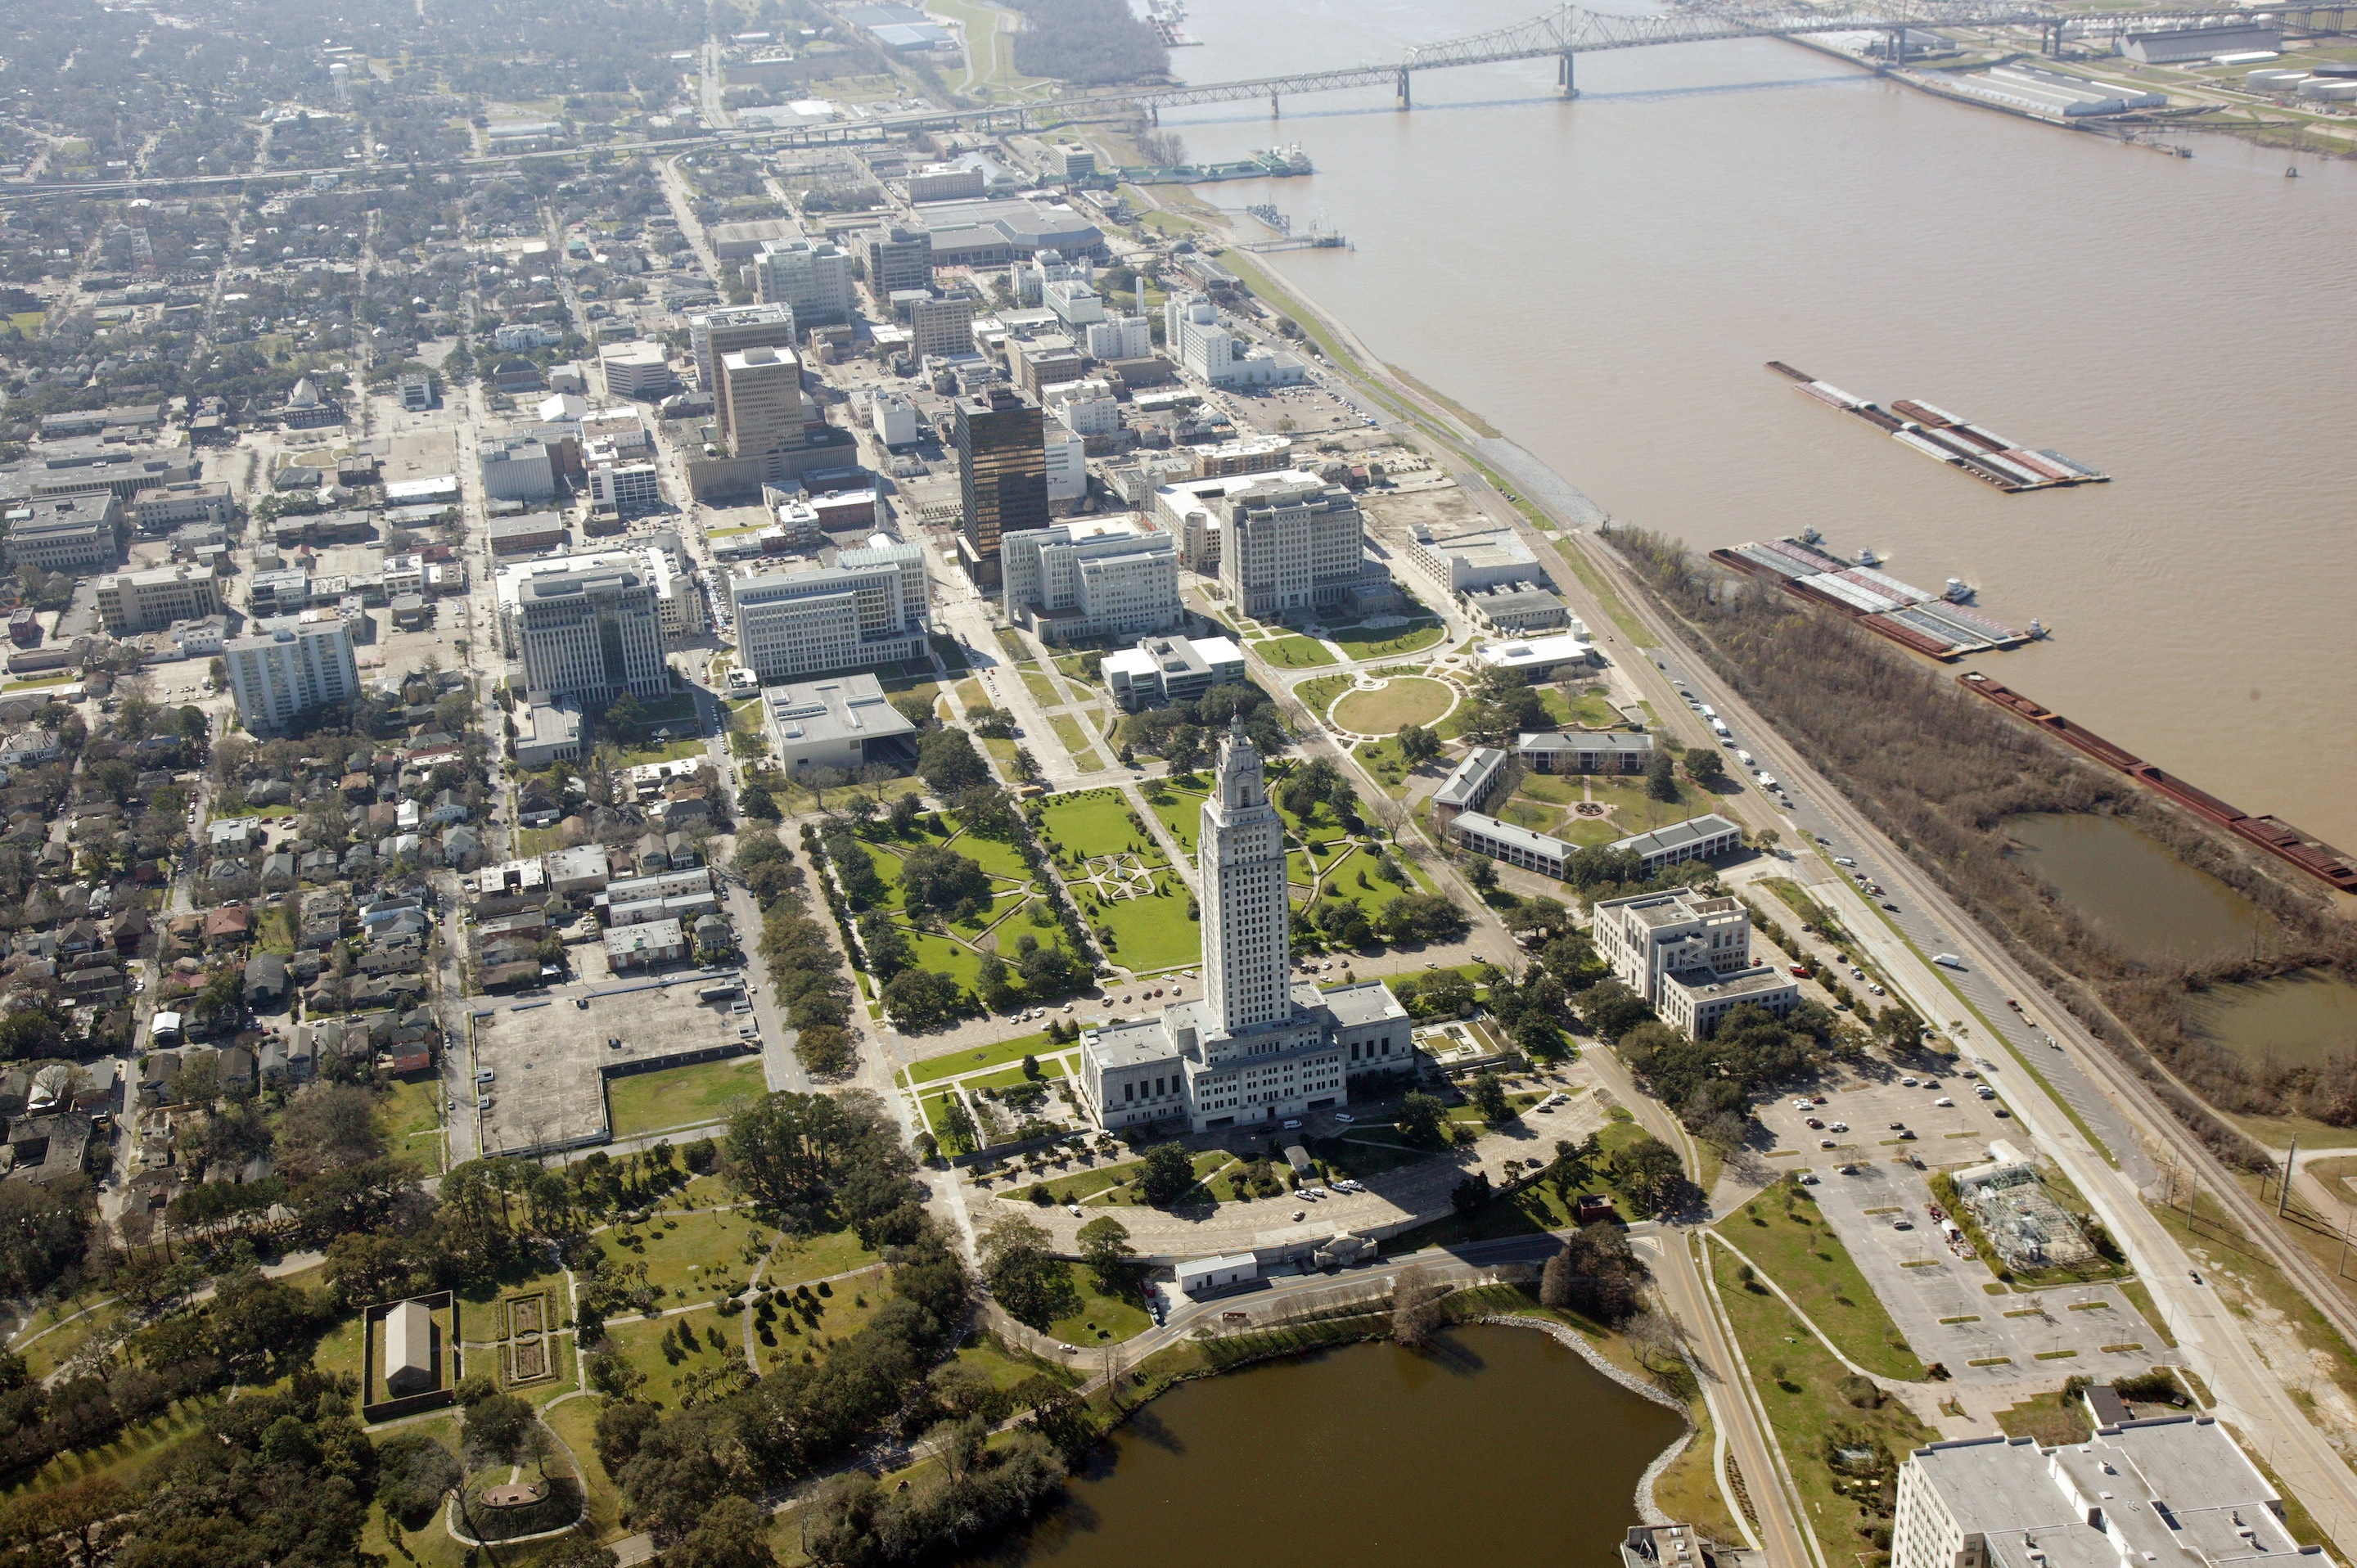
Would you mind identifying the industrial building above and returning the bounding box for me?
[224,618,361,732]
[1955,63,2167,115]
[762,672,922,776]
[727,541,930,683]
[1164,293,1307,388]
[97,565,222,635]
[1591,884,1796,1037]
[1102,634,1247,710]
[2120,21,2278,62]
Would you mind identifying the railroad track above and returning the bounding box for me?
[1574,531,2357,1360]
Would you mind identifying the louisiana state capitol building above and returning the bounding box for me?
[1079,716,1412,1132]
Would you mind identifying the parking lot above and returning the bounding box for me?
[1755,1057,2012,1177]
[469,972,756,1157]
[1805,1157,2176,1386]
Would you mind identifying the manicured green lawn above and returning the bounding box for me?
[953,1331,1080,1393]
[763,1228,881,1290]
[608,1208,772,1300]
[1331,677,1453,734]
[899,926,986,990]
[1083,867,1201,972]
[376,1075,443,1160]
[607,1057,768,1138]
[1539,685,1625,728]
[1048,713,1102,768]
[1716,1190,1926,1379]
[1143,783,1208,856]
[1044,1264,1152,1345]
[1586,774,1720,835]
[1022,670,1061,708]
[1036,788,1156,859]
[1300,844,1417,923]
[943,821,1033,881]
[964,1058,1070,1093]
[1295,673,1354,717]
[1260,634,1337,669]
[1352,737,1418,796]
[849,838,909,910]
[12,1299,127,1384]
[1329,619,1445,660]
[906,1030,1059,1085]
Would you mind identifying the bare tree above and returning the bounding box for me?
[1390,1264,1446,1347]
[1624,1308,1683,1372]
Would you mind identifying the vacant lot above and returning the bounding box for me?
[608,1057,767,1139]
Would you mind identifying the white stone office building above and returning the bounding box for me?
[478,432,557,502]
[509,562,672,706]
[1592,885,1797,1037]
[1218,472,1390,620]
[1079,719,1411,1132]
[1891,1419,2314,1568]
[224,618,360,732]
[754,238,854,325]
[727,541,929,683]
[999,516,1182,646]
[498,541,708,648]
[1162,294,1307,388]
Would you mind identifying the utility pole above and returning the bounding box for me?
[2279,1133,2296,1219]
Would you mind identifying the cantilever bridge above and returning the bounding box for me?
[1047,1,2350,115]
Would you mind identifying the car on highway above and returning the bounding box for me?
[1833,856,1857,867]
[1881,902,1900,912]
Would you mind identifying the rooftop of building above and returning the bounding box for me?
[1614,813,1742,860]
[1474,629,1598,667]
[1519,729,1651,752]
[759,672,917,748]
[1434,746,1508,809]
[1450,809,1567,858]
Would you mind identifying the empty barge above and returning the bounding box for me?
[1958,672,2357,894]
[1767,361,2108,493]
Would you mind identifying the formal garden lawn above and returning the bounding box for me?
[1302,844,1417,917]
[1081,867,1201,972]
[1293,673,1355,717]
[905,1030,1059,1085]
[1142,782,1209,856]
[1586,773,1719,834]
[1048,713,1100,768]
[1022,670,1061,708]
[606,1057,767,1138]
[1260,634,1337,669]
[1351,737,1419,796]
[941,822,1033,882]
[1328,618,1446,660]
[1036,789,1160,861]
[1331,677,1454,734]
[897,926,987,990]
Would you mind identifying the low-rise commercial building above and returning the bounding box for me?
[1463,580,1570,633]
[1472,629,1599,680]
[1891,1418,2305,1568]
[97,565,222,635]
[512,695,584,768]
[1516,730,1652,774]
[489,512,568,557]
[1613,813,1744,875]
[763,672,922,776]
[1102,634,1247,710]
[1403,520,1543,595]
[1447,810,1571,879]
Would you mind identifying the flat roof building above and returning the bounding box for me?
[753,237,854,326]
[688,302,797,392]
[5,493,124,573]
[1404,520,1543,596]
[1593,882,1795,1037]
[1103,633,1246,710]
[956,385,1049,588]
[1217,471,1385,620]
[1517,730,1652,774]
[511,563,671,707]
[1000,515,1181,647]
[1891,1419,2313,1568]
[1449,810,1573,881]
[1613,813,1744,874]
[599,340,676,400]
[728,541,929,683]
[225,618,359,732]
[762,671,922,775]
[97,564,221,635]
[1473,629,1598,680]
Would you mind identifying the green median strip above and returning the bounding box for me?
[2035,1349,2079,1361]
[1967,1356,2012,1367]
[2066,1300,2112,1312]
[2099,1342,2145,1354]
[1939,1314,1981,1324]
[2003,1309,2045,1319]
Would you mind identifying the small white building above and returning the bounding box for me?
[871,391,919,448]
[1175,1253,1260,1297]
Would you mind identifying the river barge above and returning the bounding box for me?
[1766,361,2108,493]
[1710,533,2031,661]
[1958,672,2357,893]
